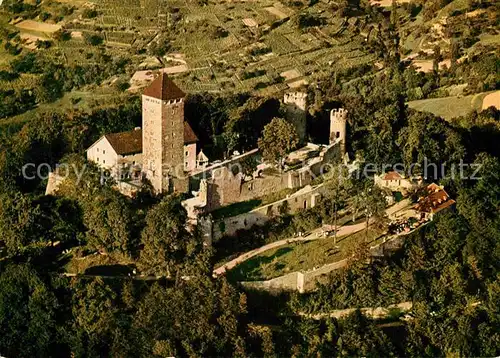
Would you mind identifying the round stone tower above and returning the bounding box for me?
[329,108,347,154]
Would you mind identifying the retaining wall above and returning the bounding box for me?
[238,228,424,293]
[213,184,324,240]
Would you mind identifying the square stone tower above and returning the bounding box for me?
[284,92,307,143]
[142,73,188,194]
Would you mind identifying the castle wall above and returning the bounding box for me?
[119,153,142,166]
[307,142,341,176]
[212,184,324,240]
[86,137,118,170]
[204,142,341,212]
[184,143,197,172]
[116,152,143,179]
[189,148,260,187]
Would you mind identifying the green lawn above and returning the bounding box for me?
[226,227,385,282]
[407,91,492,121]
[0,87,125,137]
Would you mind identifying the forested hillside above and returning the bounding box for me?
[0,0,499,356]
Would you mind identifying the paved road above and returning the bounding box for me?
[213,199,412,276]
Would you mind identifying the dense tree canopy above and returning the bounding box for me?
[0,265,60,357]
[138,197,204,277]
[0,3,498,352]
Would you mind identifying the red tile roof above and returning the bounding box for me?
[414,183,456,214]
[426,183,441,192]
[184,121,198,144]
[105,129,142,156]
[383,171,403,181]
[105,122,198,155]
[143,72,185,101]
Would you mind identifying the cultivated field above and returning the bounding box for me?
[407,91,495,121]
[50,0,375,95]
[482,91,500,110]
[16,20,62,33]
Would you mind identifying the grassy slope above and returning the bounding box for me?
[227,227,384,281]
[0,87,130,138]
[407,91,493,121]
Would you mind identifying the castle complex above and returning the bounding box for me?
[48,73,349,240]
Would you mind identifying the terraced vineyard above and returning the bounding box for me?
[4,0,378,96]
[46,0,376,95]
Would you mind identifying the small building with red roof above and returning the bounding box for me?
[374,171,420,193]
[413,183,456,220]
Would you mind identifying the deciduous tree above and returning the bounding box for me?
[138,196,202,277]
[258,117,299,168]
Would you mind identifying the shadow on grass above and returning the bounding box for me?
[226,246,294,282]
[211,199,262,220]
